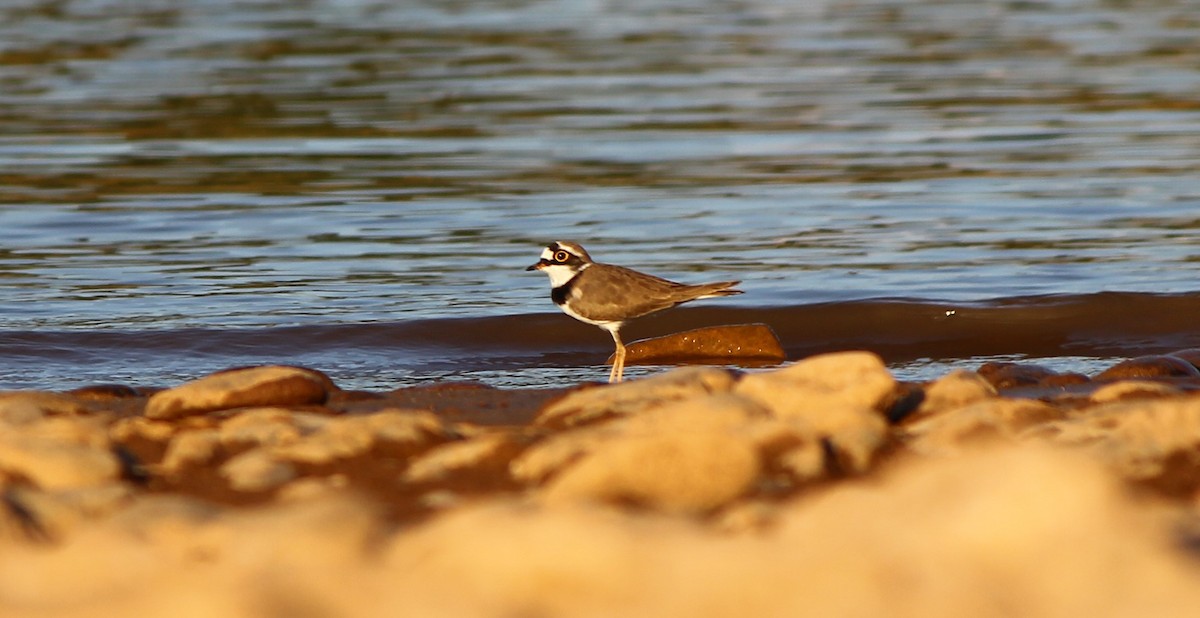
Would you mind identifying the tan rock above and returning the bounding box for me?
[535,366,737,429]
[734,351,896,421]
[270,410,444,466]
[914,369,997,416]
[772,446,1200,617]
[1046,396,1200,492]
[219,449,297,493]
[403,433,521,484]
[110,416,175,445]
[145,365,332,420]
[1089,380,1182,404]
[510,427,612,486]
[357,409,445,449]
[775,439,827,481]
[1,484,131,542]
[734,352,893,474]
[160,429,223,474]
[109,417,176,467]
[541,430,760,513]
[269,422,374,465]
[619,393,769,434]
[219,407,303,449]
[0,418,120,490]
[904,398,1062,456]
[513,394,767,486]
[0,391,89,425]
[101,494,225,560]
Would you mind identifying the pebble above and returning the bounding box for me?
[145,365,333,420]
[403,432,522,484]
[1089,380,1183,403]
[0,392,89,425]
[1094,355,1200,381]
[976,361,1060,389]
[535,366,737,429]
[541,430,761,513]
[912,369,997,417]
[219,449,298,493]
[734,352,893,473]
[734,351,897,420]
[903,398,1062,456]
[1047,396,1200,494]
[0,430,121,490]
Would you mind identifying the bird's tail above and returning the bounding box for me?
[688,280,743,300]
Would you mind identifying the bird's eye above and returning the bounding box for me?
[554,250,569,262]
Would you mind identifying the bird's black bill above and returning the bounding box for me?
[526,260,549,271]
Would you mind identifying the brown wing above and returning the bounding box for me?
[570,263,741,323]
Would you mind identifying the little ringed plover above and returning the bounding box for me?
[527,240,742,383]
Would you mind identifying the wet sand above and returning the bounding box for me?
[4,352,1200,617]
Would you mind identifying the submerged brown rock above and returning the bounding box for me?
[610,323,786,366]
[4,356,1200,616]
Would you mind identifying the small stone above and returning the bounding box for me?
[1045,396,1200,495]
[1095,356,1200,381]
[0,428,121,490]
[734,351,897,421]
[403,433,521,484]
[776,440,827,480]
[535,366,737,429]
[913,370,997,417]
[1167,348,1200,371]
[145,365,332,420]
[733,352,893,473]
[611,323,786,365]
[515,394,767,486]
[269,423,373,465]
[160,429,223,474]
[1090,380,1183,403]
[220,449,297,493]
[1,484,131,542]
[0,392,89,425]
[542,430,761,513]
[976,362,1060,389]
[904,399,1062,456]
[109,417,176,466]
[510,428,612,486]
[269,411,443,466]
[219,407,302,449]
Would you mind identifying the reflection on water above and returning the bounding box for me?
[1,0,1199,386]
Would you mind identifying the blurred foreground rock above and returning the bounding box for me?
[3,352,1200,617]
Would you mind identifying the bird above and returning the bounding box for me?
[526,240,742,383]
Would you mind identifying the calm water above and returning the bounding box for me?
[2,0,1200,389]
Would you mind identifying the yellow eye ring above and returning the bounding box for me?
[554,250,570,262]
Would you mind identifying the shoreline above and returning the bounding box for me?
[6,290,1200,393]
[3,352,1200,615]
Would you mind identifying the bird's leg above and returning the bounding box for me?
[608,328,626,383]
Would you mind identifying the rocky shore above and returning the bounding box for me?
[3,350,1200,616]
